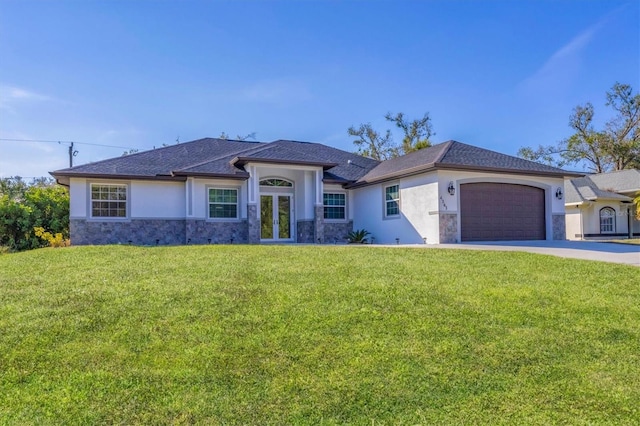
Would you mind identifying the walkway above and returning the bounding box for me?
[378,240,640,266]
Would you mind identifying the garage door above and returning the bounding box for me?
[460,183,545,242]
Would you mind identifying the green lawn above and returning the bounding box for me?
[0,245,638,424]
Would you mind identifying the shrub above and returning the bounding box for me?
[347,228,371,244]
[0,178,69,251]
[33,227,69,248]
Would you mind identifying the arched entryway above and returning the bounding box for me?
[259,178,294,242]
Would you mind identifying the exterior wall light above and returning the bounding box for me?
[555,187,564,200]
[447,181,455,196]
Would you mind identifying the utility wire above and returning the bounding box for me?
[0,138,138,150]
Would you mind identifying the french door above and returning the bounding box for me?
[260,194,293,241]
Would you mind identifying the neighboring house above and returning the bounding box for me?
[565,169,640,240]
[51,138,580,245]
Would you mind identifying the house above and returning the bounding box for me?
[564,169,640,240]
[50,138,581,245]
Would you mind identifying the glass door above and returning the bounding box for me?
[260,195,274,239]
[277,195,291,239]
[260,194,292,241]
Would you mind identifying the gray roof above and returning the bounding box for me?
[52,138,258,179]
[51,137,379,184]
[565,169,638,204]
[588,169,640,195]
[352,140,580,186]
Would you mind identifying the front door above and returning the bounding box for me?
[260,194,293,241]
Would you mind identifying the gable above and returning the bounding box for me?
[351,140,580,187]
[51,138,379,186]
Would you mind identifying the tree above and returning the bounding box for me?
[347,123,398,161]
[0,178,69,251]
[348,111,434,160]
[518,82,640,173]
[219,132,257,141]
[385,112,433,154]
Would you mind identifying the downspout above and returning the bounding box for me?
[628,206,633,239]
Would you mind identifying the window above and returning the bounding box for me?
[600,207,615,233]
[323,193,346,220]
[91,184,127,218]
[209,188,238,219]
[259,178,293,187]
[385,184,400,217]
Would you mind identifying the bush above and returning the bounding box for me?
[34,227,69,248]
[347,228,371,244]
[0,178,69,251]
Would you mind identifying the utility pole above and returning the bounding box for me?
[68,142,78,167]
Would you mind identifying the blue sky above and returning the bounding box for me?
[1,0,638,178]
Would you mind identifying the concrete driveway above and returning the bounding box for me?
[431,240,640,266]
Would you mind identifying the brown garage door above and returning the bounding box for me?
[460,183,545,242]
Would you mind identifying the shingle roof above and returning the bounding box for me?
[564,169,638,204]
[564,177,631,204]
[51,137,379,184]
[588,169,640,194]
[352,140,580,186]
[52,138,259,179]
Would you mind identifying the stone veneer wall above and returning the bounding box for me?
[71,219,186,246]
[552,214,566,241]
[186,220,248,244]
[324,221,353,244]
[247,204,260,243]
[439,213,458,244]
[314,205,324,243]
[296,220,315,243]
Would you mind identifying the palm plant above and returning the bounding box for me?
[347,229,371,244]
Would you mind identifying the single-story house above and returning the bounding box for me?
[50,138,581,245]
[564,169,640,240]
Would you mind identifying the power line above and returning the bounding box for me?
[0,138,138,150]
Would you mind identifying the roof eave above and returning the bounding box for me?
[49,172,188,182]
[434,163,583,178]
[347,162,580,189]
[232,157,338,170]
[323,177,352,186]
[171,171,250,180]
[345,163,438,189]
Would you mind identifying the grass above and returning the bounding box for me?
[0,245,638,424]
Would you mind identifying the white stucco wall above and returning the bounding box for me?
[70,178,187,219]
[572,201,630,237]
[352,172,439,244]
[245,164,323,221]
[130,181,185,218]
[565,208,583,240]
[190,178,247,220]
[69,178,88,218]
[353,169,568,244]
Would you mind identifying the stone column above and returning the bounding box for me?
[314,205,324,244]
[248,204,260,243]
[552,214,566,240]
[439,213,458,243]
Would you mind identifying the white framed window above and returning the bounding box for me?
[259,178,293,187]
[90,183,128,218]
[384,184,400,218]
[600,207,615,233]
[323,193,346,220]
[209,188,238,219]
